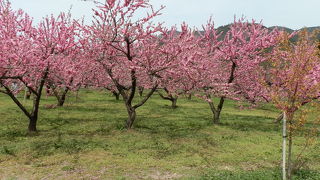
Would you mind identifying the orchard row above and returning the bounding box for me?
[1,0,320,133]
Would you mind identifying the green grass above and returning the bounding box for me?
[0,89,319,179]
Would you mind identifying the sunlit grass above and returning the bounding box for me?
[0,89,319,179]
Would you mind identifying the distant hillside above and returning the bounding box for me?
[300,26,320,33]
[197,25,320,41]
[218,25,320,34]
[172,25,320,42]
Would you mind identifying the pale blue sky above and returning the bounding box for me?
[10,0,319,30]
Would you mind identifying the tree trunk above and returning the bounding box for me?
[45,85,51,99]
[126,105,136,129]
[213,108,221,124]
[282,112,287,180]
[215,97,225,124]
[26,93,31,99]
[207,99,223,124]
[28,68,48,132]
[187,93,192,100]
[207,62,236,124]
[205,92,225,124]
[287,126,293,180]
[75,90,79,102]
[57,95,66,106]
[25,88,31,100]
[28,115,37,132]
[51,86,70,107]
[105,40,158,129]
[115,93,120,100]
[28,91,42,132]
[285,111,295,180]
[112,91,120,100]
[57,88,69,107]
[1,67,48,132]
[208,101,220,124]
[138,86,144,97]
[171,97,178,109]
[158,88,178,109]
[2,84,39,132]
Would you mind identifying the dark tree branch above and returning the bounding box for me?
[127,69,136,105]
[18,77,39,96]
[133,84,158,109]
[2,83,32,119]
[0,76,21,80]
[0,88,8,94]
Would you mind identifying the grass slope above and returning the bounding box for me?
[0,89,319,179]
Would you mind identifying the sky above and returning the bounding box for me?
[10,0,320,30]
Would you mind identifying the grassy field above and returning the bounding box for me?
[0,89,319,179]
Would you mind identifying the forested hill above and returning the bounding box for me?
[173,25,320,41]
[215,25,320,41]
[217,24,319,34]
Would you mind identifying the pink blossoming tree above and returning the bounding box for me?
[82,0,188,129]
[198,18,279,124]
[0,0,79,131]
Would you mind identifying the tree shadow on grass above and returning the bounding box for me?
[28,137,109,158]
[56,105,112,113]
[201,168,320,180]
[134,115,211,139]
[0,129,28,140]
[220,113,281,133]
